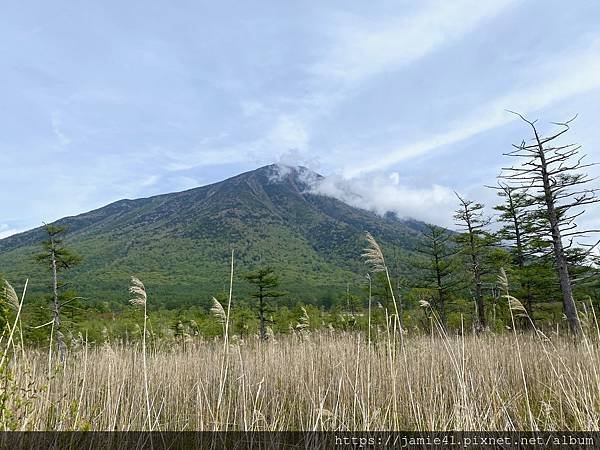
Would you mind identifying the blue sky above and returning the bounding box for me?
[1,0,600,237]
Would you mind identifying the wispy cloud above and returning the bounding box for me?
[51,110,71,148]
[343,39,600,177]
[170,0,518,176]
[138,175,160,187]
[285,0,520,165]
[312,0,518,83]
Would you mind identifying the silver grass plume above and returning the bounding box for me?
[266,326,275,341]
[362,232,386,273]
[3,280,19,309]
[296,306,310,330]
[128,275,152,431]
[498,268,527,316]
[362,231,402,330]
[129,276,147,306]
[498,268,509,293]
[507,296,528,316]
[210,297,226,324]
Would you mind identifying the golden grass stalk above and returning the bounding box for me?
[2,280,19,310]
[216,249,235,430]
[3,330,600,431]
[129,276,152,432]
[362,232,401,330]
[498,268,535,430]
[211,297,226,326]
[0,279,27,370]
[296,307,310,330]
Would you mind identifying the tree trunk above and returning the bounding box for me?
[51,248,66,362]
[535,137,582,335]
[468,231,486,331]
[513,217,535,328]
[434,253,447,326]
[509,194,535,329]
[474,266,485,331]
[550,223,581,334]
[258,290,266,341]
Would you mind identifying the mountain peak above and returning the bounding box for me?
[0,164,427,306]
[226,164,323,194]
[250,164,322,183]
[271,163,321,183]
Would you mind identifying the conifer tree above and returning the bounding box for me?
[454,195,497,331]
[35,224,82,361]
[243,267,285,340]
[409,224,461,325]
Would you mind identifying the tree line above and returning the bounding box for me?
[402,114,598,335]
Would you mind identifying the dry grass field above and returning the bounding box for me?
[2,329,599,432]
[2,248,598,434]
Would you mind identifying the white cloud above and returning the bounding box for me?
[310,172,456,226]
[343,39,600,176]
[266,115,309,152]
[138,175,160,187]
[276,148,321,171]
[51,110,71,148]
[312,0,517,83]
[268,163,322,185]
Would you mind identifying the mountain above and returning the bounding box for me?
[0,165,428,309]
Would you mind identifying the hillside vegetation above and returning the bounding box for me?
[0,165,426,310]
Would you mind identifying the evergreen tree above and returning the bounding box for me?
[35,224,82,361]
[493,183,542,324]
[454,194,497,331]
[232,306,255,339]
[243,267,285,340]
[408,224,461,325]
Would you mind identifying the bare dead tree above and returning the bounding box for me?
[501,112,599,335]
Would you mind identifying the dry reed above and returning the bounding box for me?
[3,330,599,431]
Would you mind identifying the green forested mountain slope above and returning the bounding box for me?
[0,165,427,308]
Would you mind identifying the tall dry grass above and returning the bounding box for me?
[2,330,600,431]
[1,236,598,432]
